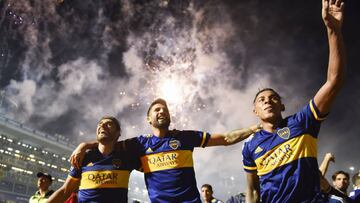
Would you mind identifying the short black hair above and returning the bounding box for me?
[201,184,213,192]
[147,98,168,116]
[253,88,282,103]
[332,170,350,181]
[99,116,121,132]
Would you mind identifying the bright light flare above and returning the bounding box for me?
[153,71,197,119]
[159,79,183,105]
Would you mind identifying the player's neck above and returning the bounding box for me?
[339,188,347,195]
[152,127,169,138]
[204,197,214,203]
[39,188,49,196]
[98,142,115,155]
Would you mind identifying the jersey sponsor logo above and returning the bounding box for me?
[169,139,181,150]
[141,150,194,173]
[255,134,317,175]
[258,143,294,169]
[277,127,290,139]
[254,146,263,154]
[79,170,130,189]
[112,159,122,168]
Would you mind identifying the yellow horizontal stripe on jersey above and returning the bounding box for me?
[243,165,257,170]
[309,100,326,121]
[200,132,207,147]
[68,175,80,180]
[255,134,317,176]
[141,150,194,173]
[79,170,130,189]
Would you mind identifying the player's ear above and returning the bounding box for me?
[147,116,152,125]
[253,108,258,116]
[280,104,285,111]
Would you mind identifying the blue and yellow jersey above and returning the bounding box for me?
[328,195,347,203]
[136,130,210,203]
[69,138,140,203]
[242,100,326,203]
[211,198,224,203]
[349,188,360,202]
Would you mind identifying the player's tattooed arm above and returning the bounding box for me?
[207,124,261,146]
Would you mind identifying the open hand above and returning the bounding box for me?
[322,0,345,31]
[69,144,87,169]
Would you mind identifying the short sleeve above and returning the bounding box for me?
[177,130,210,148]
[68,166,81,179]
[293,99,326,138]
[242,141,257,173]
[123,137,142,170]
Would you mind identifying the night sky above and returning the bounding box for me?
[0,0,359,200]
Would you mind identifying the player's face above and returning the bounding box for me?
[96,118,119,143]
[333,174,349,192]
[37,176,51,190]
[253,90,284,122]
[201,187,213,201]
[147,103,170,129]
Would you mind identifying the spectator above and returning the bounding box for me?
[349,171,360,202]
[201,184,223,203]
[29,172,54,203]
[226,192,245,203]
[319,153,351,202]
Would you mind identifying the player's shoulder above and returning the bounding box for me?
[244,131,260,144]
[242,132,263,152]
[84,148,97,157]
[171,129,204,136]
[139,133,153,139]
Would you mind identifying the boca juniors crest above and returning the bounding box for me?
[169,139,181,150]
[277,127,291,139]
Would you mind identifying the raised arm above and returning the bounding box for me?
[47,177,80,203]
[319,153,335,176]
[207,124,261,147]
[246,172,260,203]
[314,0,346,115]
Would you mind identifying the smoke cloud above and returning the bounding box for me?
[1,0,359,200]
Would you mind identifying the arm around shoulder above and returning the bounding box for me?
[70,141,98,168]
[207,124,261,147]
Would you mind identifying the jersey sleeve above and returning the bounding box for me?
[294,99,327,137]
[179,130,210,148]
[68,166,81,179]
[123,137,142,170]
[242,140,257,173]
[69,151,93,179]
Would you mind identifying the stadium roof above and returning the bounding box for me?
[0,114,76,155]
